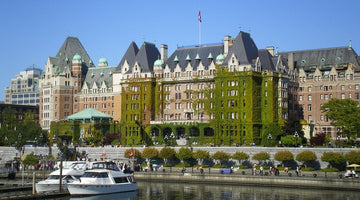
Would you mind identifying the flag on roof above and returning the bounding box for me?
[198,10,202,22]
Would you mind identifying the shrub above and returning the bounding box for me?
[274,151,294,167]
[321,152,345,169]
[159,147,176,164]
[211,151,231,165]
[176,147,193,163]
[296,150,317,168]
[301,167,315,171]
[252,152,270,165]
[22,152,39,166]
[232,152,249,165]
[193,150,210,165]
[321,168,339,172]
[212,164,226,168]
[345,151,360,164]
[175,163,191,167]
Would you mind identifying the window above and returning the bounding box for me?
[308,104,312,111]
[308,95,312,101]
[299,95,303,101]
[308,87,312,92]
[356,93,359,100]
[341,93,345,99]
[341,85,345,90]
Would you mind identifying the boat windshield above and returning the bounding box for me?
[91,162,120,171]
[82,172,109,178]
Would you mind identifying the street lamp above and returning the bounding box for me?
[267,133,272,147]
[164,134,168,147]
[294,131,299,147]
[170,132,175,146]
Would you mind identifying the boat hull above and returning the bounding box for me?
[35,182,67,193]
[68,183,137,196]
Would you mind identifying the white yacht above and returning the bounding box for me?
[36,161,87,193]
[67,161,137,196]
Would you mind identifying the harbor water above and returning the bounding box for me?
[2,180,360,200]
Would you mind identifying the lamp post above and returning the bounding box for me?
[294,131,299,147]
[164,134,168,147]
[267,133,272,147]
[170,132,175,146]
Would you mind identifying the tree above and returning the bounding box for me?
[321,152,346,169]
[280,135,296,147]
[310,133,327,146]
[296,150,317,168]
[22,152,39,166]
[192,150,210,166]
[211,151,230,165]
[232,152,249,166]
[176,147,193,164]
[274,151,294,167]
[345,151,360,164]
[104,133,119,145]
[159,147,176,164]
[252,152,270,165]
[124,148,141,158]
[141,147,159,163]
[321,98,360,141]
[262,124,282,146]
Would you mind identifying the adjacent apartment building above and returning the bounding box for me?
[4,66,42,105]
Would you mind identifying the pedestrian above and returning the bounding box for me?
[296,166,299,176]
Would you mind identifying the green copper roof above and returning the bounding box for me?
[154,59,163,66]
[66,108,112,121]
[208,53,213,59]
[99,57,107,63]
[195,53,201,60]
[73,53,82,60]
[186,54,191,61]
[216,53,225,61]
[174,55,179,62]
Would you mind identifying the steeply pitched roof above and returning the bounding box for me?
[166,45,223,71]
[223,31,258,65]
[116,41,139,71]
[258,49,276,72]
[126,42,160,73]
[66,108,112,121]
[51,37,95,73]
[83,66,117,89]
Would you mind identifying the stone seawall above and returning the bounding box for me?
[134,172,360,191]
[0,146,357,169]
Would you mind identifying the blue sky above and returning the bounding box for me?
[0,0,359,100]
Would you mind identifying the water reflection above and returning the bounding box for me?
[70,191,137,200]
[136,182,360,200]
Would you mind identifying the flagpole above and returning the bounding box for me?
[198,10,201,47]
[199,19,201,46]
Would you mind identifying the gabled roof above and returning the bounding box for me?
[66,108,112,121]
[116,41,139,71]
[126,42,160,73]
[51,37,95,74]
[223,31,258,65]
[166,45,223,71]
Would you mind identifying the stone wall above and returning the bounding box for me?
[0,146,357,169]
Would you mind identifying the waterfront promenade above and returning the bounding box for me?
[0,146,358,169]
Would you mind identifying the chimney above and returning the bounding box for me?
[266,46,275,56]
[224,35,230,56]
[288,52,294,71]
[161,44,168,62]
